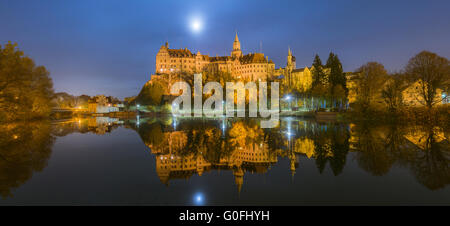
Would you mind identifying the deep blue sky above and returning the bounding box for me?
[1,0,449,98]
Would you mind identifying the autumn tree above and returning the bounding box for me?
[52,92,75,108]
[135,80,165,106]
[0,42,54,122]
[405,51,450,109]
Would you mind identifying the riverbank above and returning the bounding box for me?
[48,104,449,128]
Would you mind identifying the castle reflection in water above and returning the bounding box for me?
[59,116,450,192]
[0,116,449,198]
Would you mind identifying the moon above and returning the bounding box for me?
[190,19,202,33]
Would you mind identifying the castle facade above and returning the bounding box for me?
[155,33,277,81]
[152,32,320,98]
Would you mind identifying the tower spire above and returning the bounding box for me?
[232,31,242,58]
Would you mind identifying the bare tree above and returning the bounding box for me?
[405,51,449,109]
[381,73,408,113]
[353,62,388,112]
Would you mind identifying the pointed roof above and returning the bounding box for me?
[288,46,292,56]
[234,32,239,42]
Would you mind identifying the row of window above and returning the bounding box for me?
[158,59,273,69]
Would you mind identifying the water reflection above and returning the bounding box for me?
[0,121,54,198]
[128,116,449,192]
[350,123,450,189]
[0,117,121,199]
[0,116,449,200]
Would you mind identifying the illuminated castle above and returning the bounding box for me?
[152,32,318,95]
[155,33,276,81]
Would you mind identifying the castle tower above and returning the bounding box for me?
[195,50,202,72]
[286,47,296,87]
[287,47,296,71]
[231,32,242,58]
[290,155,297,181]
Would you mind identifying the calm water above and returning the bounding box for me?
[0,116,449,205]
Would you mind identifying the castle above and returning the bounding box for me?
[154,33,313,85]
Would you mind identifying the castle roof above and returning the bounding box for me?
[210,56,232,62]
[240,53,271,64]
[167,48,194,57]
[292,67,308,73]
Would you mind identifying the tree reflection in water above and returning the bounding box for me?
[132,117,449,191]
[0,117,121,199]
[350,122,450,189]
[0,121,54,198]
[0,116,448,199]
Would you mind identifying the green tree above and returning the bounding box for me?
[310,54,329,108]
[326,52,347,109]
[311,54,327,88]
[0,42,54,122]
[405,51,450,109]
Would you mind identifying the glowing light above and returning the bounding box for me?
[285,95,291,101]
[193,192,205,205]
[190,19,202,32]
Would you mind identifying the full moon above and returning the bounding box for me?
[190,19,202,32]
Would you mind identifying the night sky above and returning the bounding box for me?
[1,0,449,99]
